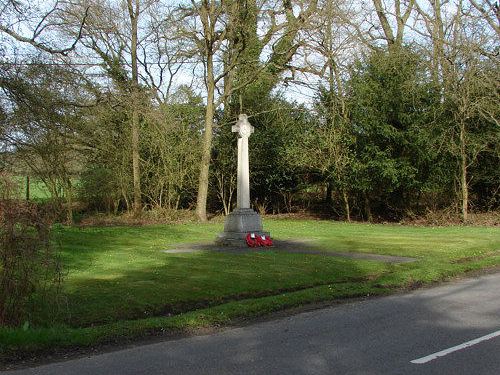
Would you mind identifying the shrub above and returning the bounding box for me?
[0,172,21,200]
[0,201,63,327]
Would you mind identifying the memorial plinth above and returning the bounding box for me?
[216,114,269,247]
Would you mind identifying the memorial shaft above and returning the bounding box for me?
[237,136,250,209]
[232,114,254,209]
[216,114,268,246]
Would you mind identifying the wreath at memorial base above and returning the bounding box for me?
[246,232,273,247]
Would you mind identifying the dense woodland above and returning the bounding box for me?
[0,0,499,223]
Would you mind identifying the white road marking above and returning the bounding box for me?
[411,329,500,364]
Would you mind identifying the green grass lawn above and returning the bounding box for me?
[12,176,79,201]
[1,219,499,359]
[13,176,52,200]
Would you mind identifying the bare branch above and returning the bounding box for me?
[469,0,500,39]
[0,5,90,55]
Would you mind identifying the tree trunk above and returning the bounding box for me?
[128,0,142,217]
[25,175,30,201]
[196,52,215,222]
[373,0,396,45]
[222,192,229,216]
[131,108,141,217]
[364,193,373,222]
[325,182,333,204]
[459,121,468,222]
[65,180,73,225]
[372,0,413,48]
[218,173,230,216]
[343,190,351,222]
[433,0,445,86]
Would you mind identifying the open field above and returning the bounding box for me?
[1,219,499,360]
[9,176,79,201]
[9,176,52,200]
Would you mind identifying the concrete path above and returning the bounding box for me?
[4,272,499,375]
[162,240,417,263]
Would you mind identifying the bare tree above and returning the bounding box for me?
[415,0,500,221]
[468,0,500,39]
[284,0,356,220]
[176,0,321,221]
[177,0,225,222]
[0,62,88,223]
[127,0,142,217]
[0,0,89,55]
[138,4,194,103]
[371,0,415,47]
[61,0,163,216]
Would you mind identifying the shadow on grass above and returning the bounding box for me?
[0,246,394,366]
[2,222,499,368]
[49,223,496,330]
[60,245,390,328]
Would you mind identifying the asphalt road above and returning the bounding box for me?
[4,272,500,375]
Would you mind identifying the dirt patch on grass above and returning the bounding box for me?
[401,210,500,226]
[450,249,500,264]
[78,209,198,226]
[76,209,499,227]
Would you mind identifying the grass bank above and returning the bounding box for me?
[1,219,499,361]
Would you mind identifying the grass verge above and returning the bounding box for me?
[1,219,499,363]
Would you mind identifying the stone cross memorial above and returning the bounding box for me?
[233,114,253,209]
[216,114,269,246]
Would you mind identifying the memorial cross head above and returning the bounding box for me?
[232,114,254,138]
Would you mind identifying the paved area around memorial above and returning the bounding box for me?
[4,271,499,375]
[162,239,418,263]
